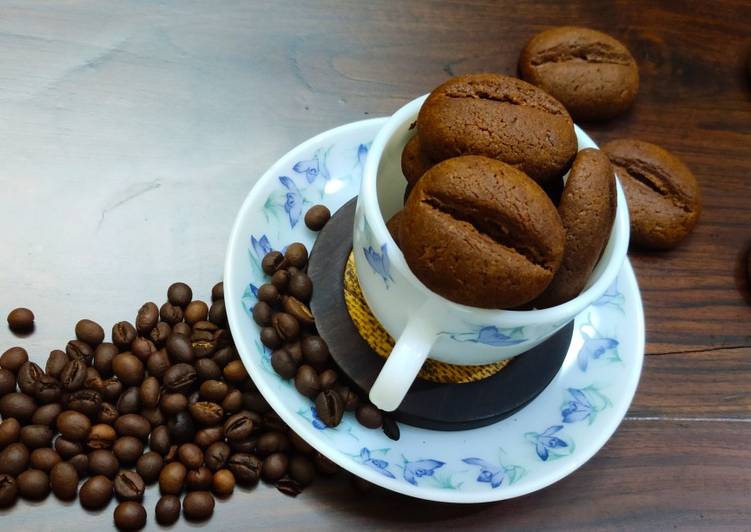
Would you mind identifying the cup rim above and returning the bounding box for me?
[360,94,630,327]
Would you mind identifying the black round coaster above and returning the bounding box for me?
[309,198,573,431]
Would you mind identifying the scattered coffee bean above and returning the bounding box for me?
[284,243,308,269]
[356,404,383,429]
[149,425,171,456]
[0,418,21,447]
[282,296,315,326]
[262,452,289,482]
[88,449,120,478]
[167,411,196,443]
[17,361,43,395]
[117,386,141,414]
[159,461,187,495]
[75,319,105,346]
[54,437,83,460]
[289,431,315,455]
[136,451,163,484]
[0,368,16,396]
[168,282,193,307]
[112,353,145,387]
[186,466,213,491]
[0,346,29,372]
[205,442,231,472]
[227,453,262,486]
[271,349,297,379]
[87,423,117,449]
[272,313,300,342]
[32,403,62,427]
[20,424,54,449]
[114,470,146,502]
[208,300,227,327]
[211,468,235,497]
[289,455,316,486]
[7,308,34,333]
[301,336,330,368]
[195,357,222,381]
[57,410,91,442]
[185,300,209,325]
[271,269,290,292]
[319,369,337,390]
[115,414,151,440]
[99,401,120,424]
[183,490,215,521]
[17,469,50,500]
[304,204,331,231]
[211,282,224,302]
[315,389,344,427]
[50,461,79,500]
[114,436,145,465]
[241,391,271,414]
[68,453,88,477]
[275,477,303,497]
[163,363,197,394]
[149,321,172,347]
[222,360,248,384]
[294,365,320,399]
[130,337,156,362]
[45,349,68,379]
[29,447,61,472]
[262,250,285,275]
[159,302,183,326]
[257,284,280,305]
[252,301,273,326]
[189,401,224,426]
[0,392,36,422]
[260,326,282,349]
[166,333,194,364]
[0,474,17,508]
[93,343,119,377]
[114,501,147,530]
[135,302,160,335]
[112,321,137,351]
[80,475,114,510]
[382,416,400,441]
[155,495,181,525]
[0,442,29,476]
[288,272,313,302]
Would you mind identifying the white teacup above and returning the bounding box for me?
[353,95,630,412]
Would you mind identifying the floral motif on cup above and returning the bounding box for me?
[440,325,527,347]
[525,425,575,462]
[576,314,620,372]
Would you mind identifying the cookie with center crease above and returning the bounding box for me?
[534,148,616,308]
[399,155,565,309]
[401,134,435,186]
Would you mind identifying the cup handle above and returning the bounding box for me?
[368,304,437,412]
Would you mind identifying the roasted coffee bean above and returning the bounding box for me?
[205,442,231,472]
[138,376,160,409]
[45,349,69,379]
[0,392,36,421]
[382,416,400,441]
[0,346,28,372]
[79,475,113,510]
[242,391,271,414]
[149,321,172,347]
[211,282,224,302]
[189,401,224,426]
[285,341,303,364]
[29,447,61,472]
[222,360,248,384]
[113,436,144,465]
[185,300,209,325]
[87,423,117,450]
[315,389,343,427]
[183,490,215,521]
[163,363,197,394]
[258,284,281,306]
[294,365,320,399]
[149,425,171,456]
[0,442,29,476]
[168,282,193,307]
[88,449,120,479]
[275,477,303,497]
[136,451,163,484]
[199,380,228,403]
[17,361,43,395]
[29,393,55,420]
[34,374,62,404]
[262,452,289,482]
[260,326,282,350]
[172,322,192,337]
[146,349,170,379]
[284,243,308,269]
[114,501,147,530]
[227,453,262,486]
[0,474,16,508]
[304,204,331,231]
[186,466,213,491]
[289,431,315,455]
[160,393,189,416]
[194,425,224,448]
[272,312,300,342]
[319,369,338,391]
[114,470,145,502]
[261,250,285,275]
[0,417,21,447]
[115,414,151,440]
[54,438,83,460]
[166,334,194,364]
[159,302,183,326]
[130,337,156,362]
[66,389,102,418]
[66,339,94,364]
[156,494,181,525]
[101,378,124,402]
[135,302,159,335]
[263,412,286,433]
[252,302,273,326]
[84,367,104,391]
[356,404,383,429]
[282,296,315,326]
[216,387,239,414]
[112,353,145,387]
[167,411,195,443]
[112,321,137,351]
[50,461,79,500]
[195,357,222,382]
[301,336,330,368]
[176,443,203,470]
[7,308,34,333]
[212,469,235,497]
[159,461,187,495]
[57,410,91,441]
[20,424,54,448]
[208,300,227,327]
[211,346,237,368]
[75,319,105,346]
[94,343,119,378]
[271,269,290,292]
[270,349,297,379]
[314,452,339,475]
[224,411,254,442]
[289,455,316,486]
[69,453,88,477]
[288,273,313,303]
[0,368,16,396]
[17,469,49,500]
[141,407,165,427]
[98,402,119,424]
[256,431,290,456]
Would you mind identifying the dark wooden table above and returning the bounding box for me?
[0,1,749,530]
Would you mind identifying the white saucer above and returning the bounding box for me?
[225,118,645,503]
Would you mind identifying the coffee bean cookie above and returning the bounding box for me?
[603,139,701,250]
[399,155,565,309]
[386,210,403,245]
[401,134,435,186]
[519,27,639,121]
[534,148,616,308]
[417,73,577,185]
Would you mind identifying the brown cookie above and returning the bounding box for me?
[603,139,701,250]
[519,27,639,121]
[417,73,577,185]
[386,210,403,245]
[399,155,565,309]
[534,148,616,308]
[401,134,435,186]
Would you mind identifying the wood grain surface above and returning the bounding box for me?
[0,0,749,530]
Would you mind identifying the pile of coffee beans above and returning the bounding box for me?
[0,278,366,530]
[253,213,397,439]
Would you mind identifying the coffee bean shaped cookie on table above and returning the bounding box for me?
[533,148,616,308]
[417,73,577,185]
[519,27,639,121]
[603,139,701,250]
[399,155,565,309]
